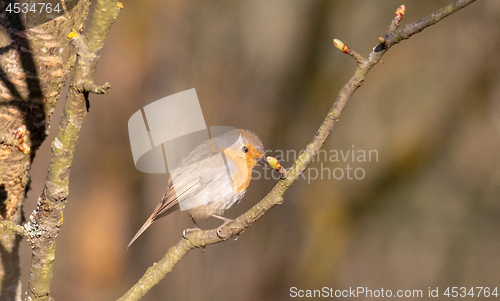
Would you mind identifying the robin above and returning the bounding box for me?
[127,129,267,248]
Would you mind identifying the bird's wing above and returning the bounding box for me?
[127,163,227,249]
[153,163,228,218]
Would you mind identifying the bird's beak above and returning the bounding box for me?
[257,156,268,167]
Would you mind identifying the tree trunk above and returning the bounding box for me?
[0,1,91,299]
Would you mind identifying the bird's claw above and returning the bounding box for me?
[216,219,234,239]
[216,227,224,239]
[216,226,240,241]
[182,227,201,239]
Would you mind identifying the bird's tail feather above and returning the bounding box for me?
[127,195,179,249]
[127,216,154,249]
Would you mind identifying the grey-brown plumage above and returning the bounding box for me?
[127,129,266,248]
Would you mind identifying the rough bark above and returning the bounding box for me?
[0,1,91,300]
[23,0,119,300]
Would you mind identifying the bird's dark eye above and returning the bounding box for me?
[242,146,249,153]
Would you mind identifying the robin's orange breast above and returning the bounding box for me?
[223,148,252,194]
[223,144,263,194]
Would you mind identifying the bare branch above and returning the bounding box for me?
[0,220,26,237]
[384,0,476,47]
[119,1,476,300]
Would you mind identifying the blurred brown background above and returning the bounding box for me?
[21,0,500,300]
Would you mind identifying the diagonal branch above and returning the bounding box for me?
[118,1,476,300]
[23,1,121,300]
